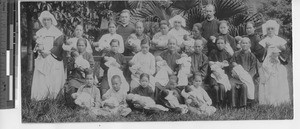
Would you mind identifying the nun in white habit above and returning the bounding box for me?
[31,11,65,100]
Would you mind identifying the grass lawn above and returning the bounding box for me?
[21,98,293,122]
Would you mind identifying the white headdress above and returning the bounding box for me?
[38,11,58,27]
[262,20,280,36]
[169,15,186,28]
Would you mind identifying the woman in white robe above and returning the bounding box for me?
[31,11,65,100]
[258,20,290,106]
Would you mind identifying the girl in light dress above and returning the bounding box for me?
[258,20,290,106]
[31,11,65,100]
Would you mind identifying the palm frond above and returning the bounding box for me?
[227,12,264,36]
[214,0,248,20]
[132,1,173,22]
[186,4,206,30]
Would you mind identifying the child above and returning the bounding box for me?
[155,56,174,86]
[210,20,237,54]
[181,74,216,115]
[168,15,190,47]
[181,34,195,55]
[117,9,136,55]
[63,25,93,54]
[104,56,130,96]
[160,89,188,114]
[127,33,141,54]
[95,21,124,54]
[129,39,156,91]
[159,38,181,73]
[99,39,127,96]
[208,37,232,107]
[230,37,257,108]
[95,75,132,116]
[131,73,154,99]
[258,20,290,106]
[191,23,208,55]
[201,4,220,54]
[176,53,192,86]
[128,73,166,112]
[151,20,173,56]
[125,21,151,56]
[190,39,209,80]
[72,69,101,109]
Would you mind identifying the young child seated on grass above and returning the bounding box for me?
[99,39,127,96]
[91,75,131,117]
[160,89,188,114]
[127,73,167,113]
[181,73,216,115]
[72,69,101,109]
[104,56,129,95]
[154,75,187,113]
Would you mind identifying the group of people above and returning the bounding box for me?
[30,4,291,117]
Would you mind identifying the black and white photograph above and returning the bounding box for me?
[19,0,293,123]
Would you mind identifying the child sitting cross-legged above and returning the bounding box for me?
[181,73,216,115]
[127,73,168,113]
[91,75,132,117]
[71,69,101,109]
[155,75,187,114]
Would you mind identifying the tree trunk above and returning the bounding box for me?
[26,9,33,72]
